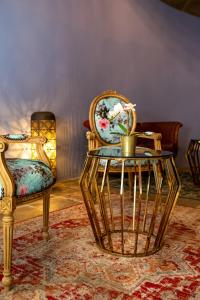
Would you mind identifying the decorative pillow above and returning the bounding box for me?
[94,97,133,144]
[0,159,54,198]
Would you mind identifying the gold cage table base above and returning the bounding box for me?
[187,139,200,185]
[80,147,181,257]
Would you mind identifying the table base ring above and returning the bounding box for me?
[97,230,159,257]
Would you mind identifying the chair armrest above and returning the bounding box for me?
[0,134,50,167]
[0,134,46,144]
[0,142,15,202]
[137,132,162,151]
[136,122,182,155]
[86,131,100,151]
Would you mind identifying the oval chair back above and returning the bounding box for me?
[89,90,137,146]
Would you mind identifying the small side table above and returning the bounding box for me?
[80,146,181,257]
[187,139,200,185]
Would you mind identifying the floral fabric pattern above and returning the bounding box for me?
[2,134,28,140]
[95,97,133,144]
[99,159,149,167]
[93,146,149,167]
[0,159,54,198]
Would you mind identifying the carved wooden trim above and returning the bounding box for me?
[0,135,47,144]
[36,143,51,167]
[2,211,14,291]
[0,135,51,167]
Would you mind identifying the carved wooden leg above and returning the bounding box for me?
[43,189,51,240]
[2,211,14,291]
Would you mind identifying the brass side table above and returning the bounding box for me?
[187,139,200,185]
[80,147,181,257]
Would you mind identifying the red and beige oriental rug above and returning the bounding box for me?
[0,202,200,300]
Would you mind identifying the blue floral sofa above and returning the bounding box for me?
[0,134,55,291]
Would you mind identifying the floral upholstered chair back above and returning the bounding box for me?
[89,90,137,146]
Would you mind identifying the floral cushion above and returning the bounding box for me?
[2,134,28,140]
[99,159,149,168]
[95,97,133,144]
[0,159,54,198]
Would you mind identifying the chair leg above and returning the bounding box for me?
[2,211,14,291]
[94,175,100,203]
[43,189,51,241]
[128,172,134,197]
[153,162,163,193]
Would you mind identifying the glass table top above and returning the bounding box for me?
[191,139,200,143]
[88,146,173,159]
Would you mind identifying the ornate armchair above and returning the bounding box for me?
[83,120,182,156]
[0,134,55,291]
[86,90,162,179]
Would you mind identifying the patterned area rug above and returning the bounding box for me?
[179,173,200,200]
[0,203,200,300]
[110,172,200,201]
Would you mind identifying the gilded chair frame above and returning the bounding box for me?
[87,90,162,155]
[0,135,54,291]
[86,90,162,197]
[89,90,137,147]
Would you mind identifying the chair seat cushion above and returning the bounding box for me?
[0,159,54,198]
[98,146,152,168]
[99,159,149,168]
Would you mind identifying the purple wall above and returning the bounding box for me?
[0,0,199,178]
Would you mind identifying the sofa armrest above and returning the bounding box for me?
[136,122,183,155]
[137,132,162,151]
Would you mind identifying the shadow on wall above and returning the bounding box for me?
[0,84,51,158]
[130,0,200,62]
[0,84,52,134]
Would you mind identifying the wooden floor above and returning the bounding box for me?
[2,178,199,224]
[12,179,82,223]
